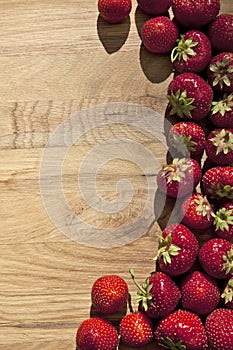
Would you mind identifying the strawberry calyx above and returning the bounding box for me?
[221,278,233,304]
[211,93,233,117]
[171,132,197,156]
[129,268,153,311]
[162,158,191,183]
[209,129,233,155]
[159,336,186,350]
[167,89,195,119]
[153,233,181,265]
[209,57,233,89]
[207,183,233,200]
[214,207,233,231]
[194,195,214,220]
[222,248,233,275]
[171,35,198,63]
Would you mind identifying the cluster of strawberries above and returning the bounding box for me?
[76,0,233,349]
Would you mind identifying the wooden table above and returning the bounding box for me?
[1,1,232,349]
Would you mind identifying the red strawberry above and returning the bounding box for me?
[168,121,206,157]
[172,0,220,28]
[137,0,172,16]
[205,128,233,165]
[181,193,214,230]
[154,223,199,277]
[167,72,213,121]
[155,309,208,350]
[156,158,202,198]
[98,0,131,24]
[207,52,233,93]
[221,277,233,308]
[209,93,233,128]
[119,311,153,347]
[129,269,180,318]
[213,202,233,241]
[76,317,119,350]
[198,237,233,279]
[171,30,212,73]
[205,308,233,350]
[91,275,128,314]
[141,16,179,54]
[201,166,233,201]
[181,270,220,315]
[208,14,233,53]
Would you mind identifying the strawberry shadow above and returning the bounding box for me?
[97,15,131,54]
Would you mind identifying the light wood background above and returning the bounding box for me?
[1,1,232,349]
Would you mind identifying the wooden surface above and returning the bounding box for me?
[1,1,233,349]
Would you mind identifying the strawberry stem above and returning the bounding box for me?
[159,336,186,350]
[129,268,153,311]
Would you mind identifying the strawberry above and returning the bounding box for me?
[172,0,220,28]
[129,268,181,318]
[76,317,119,350]
[156,157,202,198]
[154,223,199,277]
[208,14,233,53]
[205,308,233,350]
[198,237,233,279]
[141,16,179,54]
[119,311,153,347]
[155,309,208,350]
[181,193,214,230]
[221,277,233,308]
[205,128,233,165]
[213,202,233,241]
[137,0,172,16]
[91,274,128,314]
[207,52,233,93]
[180,270,220,315]
[168,121,206,157]
[98,0,131,24]
[167,72,213,121]
[171,30,212,74]
[201,166,233,201]
[209,93,233,128]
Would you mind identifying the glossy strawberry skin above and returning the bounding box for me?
[158,223,199,277]
[207,52,233,93]
[119,311,153,347]
[137,0,172,16]
[181,271,220,315]
[91,275,128,314]
[198,238,233,279]
[205,308,233,350]
[208,14,233,52]
[141,16,179,54]
[172,0,220,28]
[155,309,208,350]
[172,30,212,74]
[98,0,131,23]
[205,128,233,165]
[76,317,119,350]
[167,73,213,121]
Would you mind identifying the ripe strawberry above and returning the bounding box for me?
[76,317,119,350]
[205,308,233,350]
[98,0,131,24]
[156,158,202,198]
[129,268,180,318]
[207,52,233,93]
[201,166,233,201]
[181,193,214,230]
[155,309,208,350]
[168,121,206,157]
[141,16,179,54]
[171,30,212,73]
[181,271,220,315]
[137,0,172,16]
[209,93,233,128]
[208,14,233,53]
[91,275,128,314]
[213,202,233,241]
[205,128,233,165]
[221,277,233,308]
[198,237,233,279]
[172,0,220,28]
[154,223,199,277]
[167,72,213,121]
[119,311,153,347]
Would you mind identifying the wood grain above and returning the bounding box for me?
[0,1,233,349]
